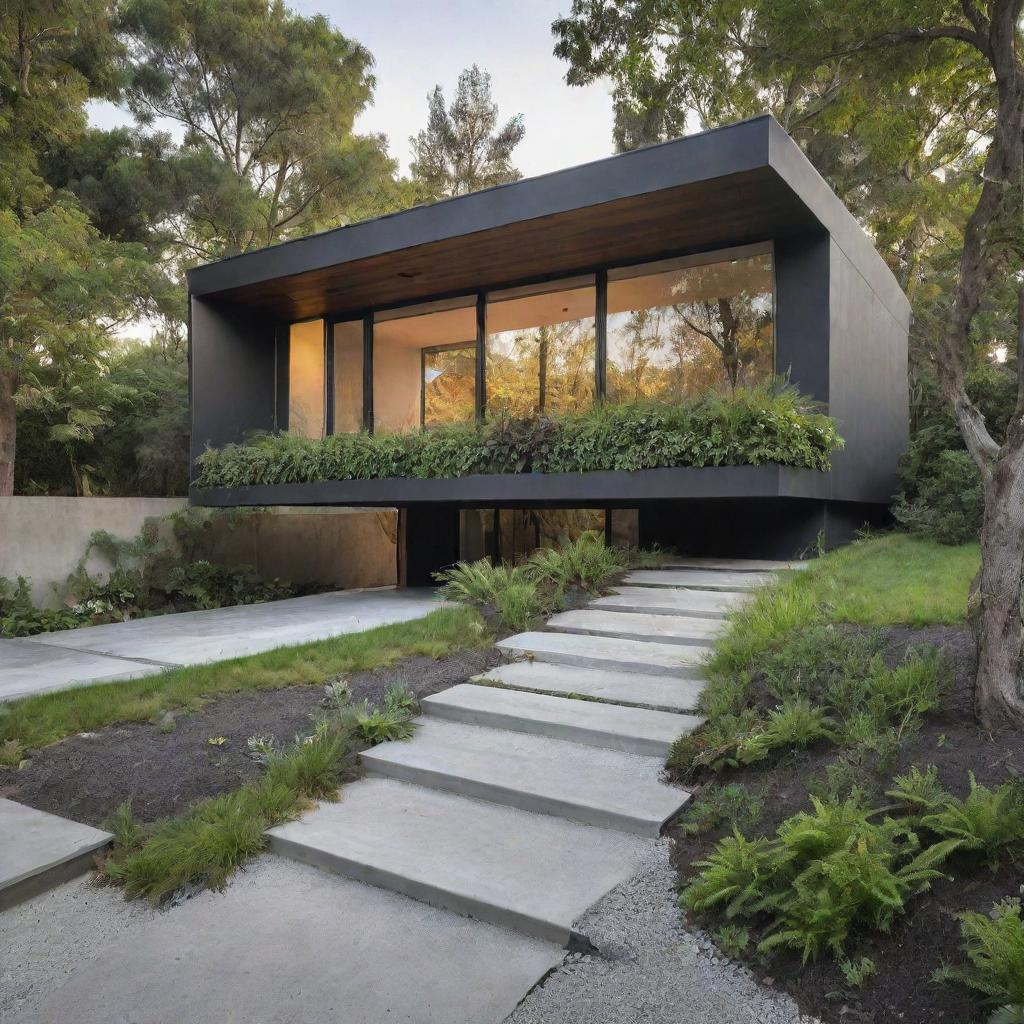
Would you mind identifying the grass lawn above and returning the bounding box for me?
[0,605,486,759]
[707,532,978,692]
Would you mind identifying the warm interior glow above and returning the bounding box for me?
[332,320,363,433]
[373,299,476,432]
[288,319,325,439]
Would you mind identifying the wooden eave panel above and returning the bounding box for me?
[205,170,817,320]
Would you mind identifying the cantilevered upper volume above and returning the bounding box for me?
[186,115,906,327]
[187,115,910,573]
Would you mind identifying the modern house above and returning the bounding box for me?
[188,115,909,583]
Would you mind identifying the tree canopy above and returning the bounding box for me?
[410,64,525,199]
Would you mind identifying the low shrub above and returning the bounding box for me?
[677,782,765,838]
[525,531,627,592]
[936,898,1024,1023]
[920,774,1024,867]
[194,384,842,488]
[681,794,960,962]
[434,532,630,633]
[0,575,87,637]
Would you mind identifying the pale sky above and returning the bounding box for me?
[89,0,616,180]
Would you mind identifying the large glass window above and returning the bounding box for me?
[288,319,325,438]
[486,278,595,417]
[332,319,364,433]
[373,298,476,433]
[606,247,774,402]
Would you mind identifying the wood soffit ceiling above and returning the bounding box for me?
[203,168,820,322]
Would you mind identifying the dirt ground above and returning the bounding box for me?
[669,625,1024,1024]
[0,646,502,827]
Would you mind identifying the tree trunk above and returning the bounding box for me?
[0,369,17,496]
[974,433,1024,728]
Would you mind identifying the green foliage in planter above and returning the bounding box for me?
[194,384,842,488]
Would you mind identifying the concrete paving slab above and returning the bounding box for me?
[0,640,162,703]
[663,557,807,571]
[362,718,691,836]
[0,588,442,703]
[591,585,749,618]
[546,608,724,646]
[6,855,563,1024]
[423,683,701,756]
[497,631,707,678]
[623,569,775,591]
[269,776,654,945]
[473,662,705,712]
[0,799,110,911]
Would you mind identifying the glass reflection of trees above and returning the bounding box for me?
[607,251,774,403]
[486,281,596,417]
[423,345,476,427]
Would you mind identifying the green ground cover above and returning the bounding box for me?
[0,606,485,760]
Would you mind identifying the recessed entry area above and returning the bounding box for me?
[459,508,638,564]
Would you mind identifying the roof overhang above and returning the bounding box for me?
[186,115,908,324]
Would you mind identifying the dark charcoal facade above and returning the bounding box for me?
[188,115,910,582]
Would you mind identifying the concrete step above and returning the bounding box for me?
[473,662,705,713]
[361,718,691,837]
[0,798,111,911]
[268,777,654,945]
[545,608,724,646]
[622,569,775,592]
[422,683,701,757]
[591,585,749,619]
[663,558,806,572]
[497,631,707,678]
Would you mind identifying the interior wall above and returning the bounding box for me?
[373,342,422,432]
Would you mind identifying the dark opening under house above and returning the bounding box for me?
[188,115,909,583]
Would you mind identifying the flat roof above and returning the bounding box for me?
[187,115,908,324]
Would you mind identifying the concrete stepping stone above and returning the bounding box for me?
[0,798,111,910]
[473,662,705,713]
[622,568,775,591]
[497,630,707,677]
[268,776,654,945]
[361,718,691,836]
[590,585,749,618]
[545,608,724,646]
[663,557,806,571]
[422,683,701,757]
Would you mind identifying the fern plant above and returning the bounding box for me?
[734,698,838,765]
[680,829,789,918]
[935,899,1024,1022]
[921,774,1024,866]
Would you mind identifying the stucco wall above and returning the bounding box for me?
[0,498,397,607]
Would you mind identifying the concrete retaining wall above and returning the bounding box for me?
[0,498,397,607]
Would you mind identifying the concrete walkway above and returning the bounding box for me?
[267,563,775,951]
[2,559,793,1024]
[0,587,442,703]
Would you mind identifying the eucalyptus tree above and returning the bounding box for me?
[410,65,525,199]
[556,0,1024,728]
[117,0,396,260]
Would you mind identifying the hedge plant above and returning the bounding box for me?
[195,384,842,489]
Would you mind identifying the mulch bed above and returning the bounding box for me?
[669,624,1024,1024]
[0,646,501,828]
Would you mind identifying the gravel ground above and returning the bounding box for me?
[507,843,817,1024]
[1,875,157,1020]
